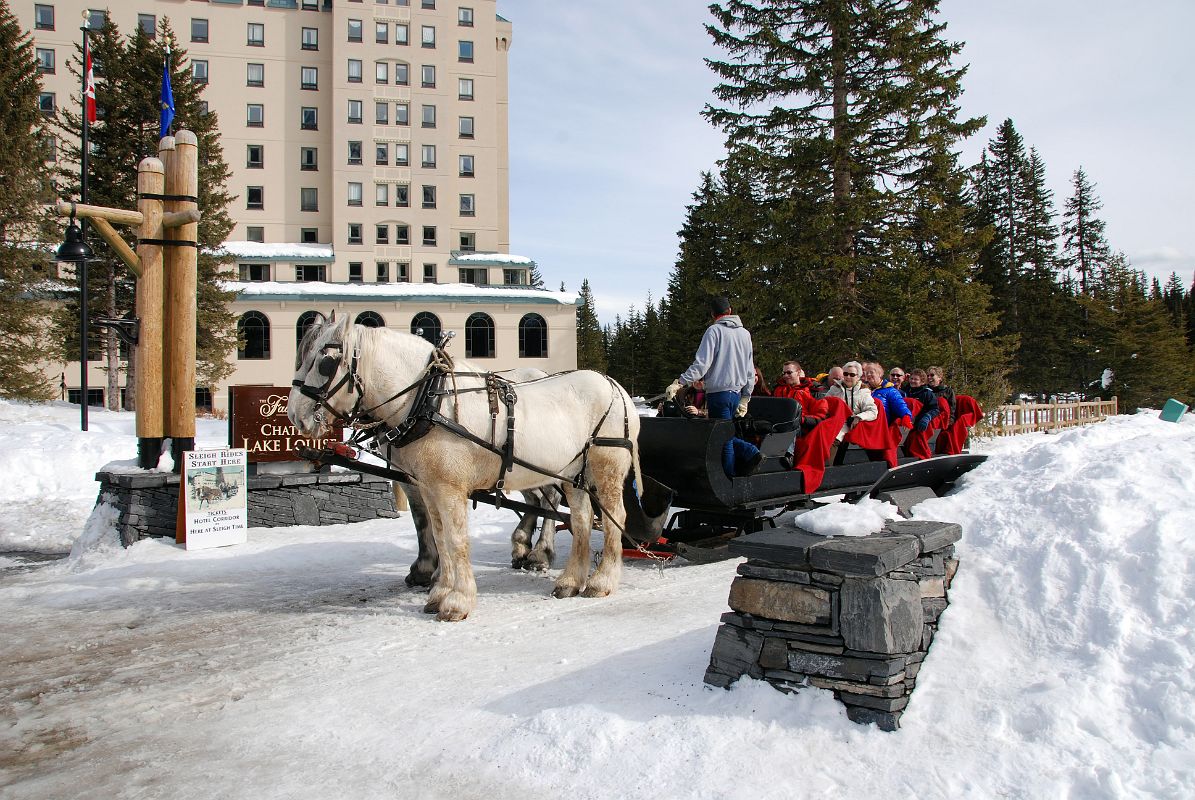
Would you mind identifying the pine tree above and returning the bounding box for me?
[1060,167,1110,296]
[527,263,545,290]
[575,279,606,372]
[1185,272,1195,348]
[0,0,55,400]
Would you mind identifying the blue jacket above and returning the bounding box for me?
[870,380,911,423]
[679,315,755,397]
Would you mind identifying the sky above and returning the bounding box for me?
[502,0,1195,324]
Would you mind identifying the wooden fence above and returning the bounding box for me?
[986,398,1119,436]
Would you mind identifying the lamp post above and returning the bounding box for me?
[56,212,94,430]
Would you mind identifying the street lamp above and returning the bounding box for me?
[56,212,94,431]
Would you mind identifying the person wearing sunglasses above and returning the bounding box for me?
[888,368,906,391]
[862,361,911,424]
[825,360,878,438]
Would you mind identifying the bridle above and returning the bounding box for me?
[291,338,368,428]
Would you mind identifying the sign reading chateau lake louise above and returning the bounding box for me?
[228,386,344,462]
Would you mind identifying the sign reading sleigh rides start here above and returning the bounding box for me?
[228,386,344,462]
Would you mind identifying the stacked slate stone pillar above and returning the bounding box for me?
[704,520,961,731]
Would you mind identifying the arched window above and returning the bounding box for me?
[465,312,494,358]
[518,314,548,358]
[296,310,322,351]
[410,312,441,344]
[356,311,385,328]
[238,311,271,360]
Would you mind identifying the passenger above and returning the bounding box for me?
[772,361,814,401]
[862,361,911,423]
[677,379,708,418]
[751,366,772,397]
[926,365,957,423]
[813,366,843,399]
[888,367,906,392]
[826,361,877,437]
[902,368,941,443]
[664,296,762,477]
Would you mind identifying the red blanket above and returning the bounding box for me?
[842,403,903,467]
[791,396,849,493]
[935,394,983,455]
[903,396,950,460]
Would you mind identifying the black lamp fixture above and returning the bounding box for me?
[56,210,94,431]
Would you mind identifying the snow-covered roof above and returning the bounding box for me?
[213,242,336,262]
[448,252,535,266]
[226,280,579,305]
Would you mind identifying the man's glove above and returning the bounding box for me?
[845,415,858,429]
[664,380,683,401]
[914,416,930,432]
[735,397,751,418]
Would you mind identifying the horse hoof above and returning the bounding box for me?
[436,609,469,622]
[523,551,554,571]
[552,584,580,599]
[405,571,433,588]
[581,585,611,598]
[422,599,440,613]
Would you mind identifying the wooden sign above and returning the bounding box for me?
[228,386,343,462]
[182,449,248,551]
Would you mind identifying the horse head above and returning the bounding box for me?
[289,312,356,436]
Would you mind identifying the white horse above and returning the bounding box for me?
[289,314,642,621]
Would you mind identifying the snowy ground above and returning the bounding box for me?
[1,401,1192,798]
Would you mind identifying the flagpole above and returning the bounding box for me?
[79,12,90,431]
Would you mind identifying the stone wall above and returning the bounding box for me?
[95,469,400,547]
[704,519,960,731]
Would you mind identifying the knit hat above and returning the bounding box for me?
[709,296,732,316]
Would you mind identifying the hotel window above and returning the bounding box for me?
[396,224,410,245]
[295,264,326,282]
[375,101,389,124]
[422,263,436,283]
[247,22,264,46]
[348,99,363,124]
[347,59,362,82]
[458,40,473,63]
[421,185,436,209]
[375,184,389,206]
[422,0,435,9]
[421,64,435,88]
[301,228,319,244]
[394,63,409,85]
[465,313,495,358]
[421,145,436,168]
[376,22,388,44]
[395,143,409,166]
[347,182,363,207]
[376,263,390,282]
[246,226,264,243]
[300,187,318,212]
[458,7,473,26]
[237,312,270,360]
[247,103,264,126]
[357,311,385,328]
[301,66,318,90]
[458,268,487,286]
[421,25,435,48]
[191,18,208,43]
[301,27,318,50]
[459,193,475,217]
[138,14,156,37]
[238,263,270,281]
[375,224,389,245]
[375,143,388,165]
[246,186,264,210]
[347,223,363,244]
[246,144,264,168]
[375,61,388,84]
[458,78,473,100]
[519,314,548,358]
[300,107,318,130]
[301,147,318,170]
[36,48,54,74]
[192,60,208,85]
[34,4,54,30]
[395,23,409,45]
[411,311,440,341]
[397,262,409,282]
[395,184,409,207]
[349,262,363,282]
[459,154,474,177]
[247,63,264,87]
[458,116,474,138]
[347,19,363,42]
[422,226,436,246]
[421,104,436,128]
[459,232,476,251]
[348,140,363,165]
[395,103,409,126]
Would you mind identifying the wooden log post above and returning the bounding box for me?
[135,157,166,468]
[161,131,199,470]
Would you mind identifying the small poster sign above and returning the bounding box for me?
[182,449,248,550]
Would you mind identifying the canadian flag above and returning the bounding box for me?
[84,38,96,123]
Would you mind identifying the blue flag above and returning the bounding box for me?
[159,56,174,140]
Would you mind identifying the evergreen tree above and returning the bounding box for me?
[1185,272,1195,348]
[56,18,237,408]
[527,262,545,290]
[1060,167,1110,296]
[0,0,55,399]
[575,279,606,372]
[1161,272,1185,329]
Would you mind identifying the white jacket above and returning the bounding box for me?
[826,383,878,422]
